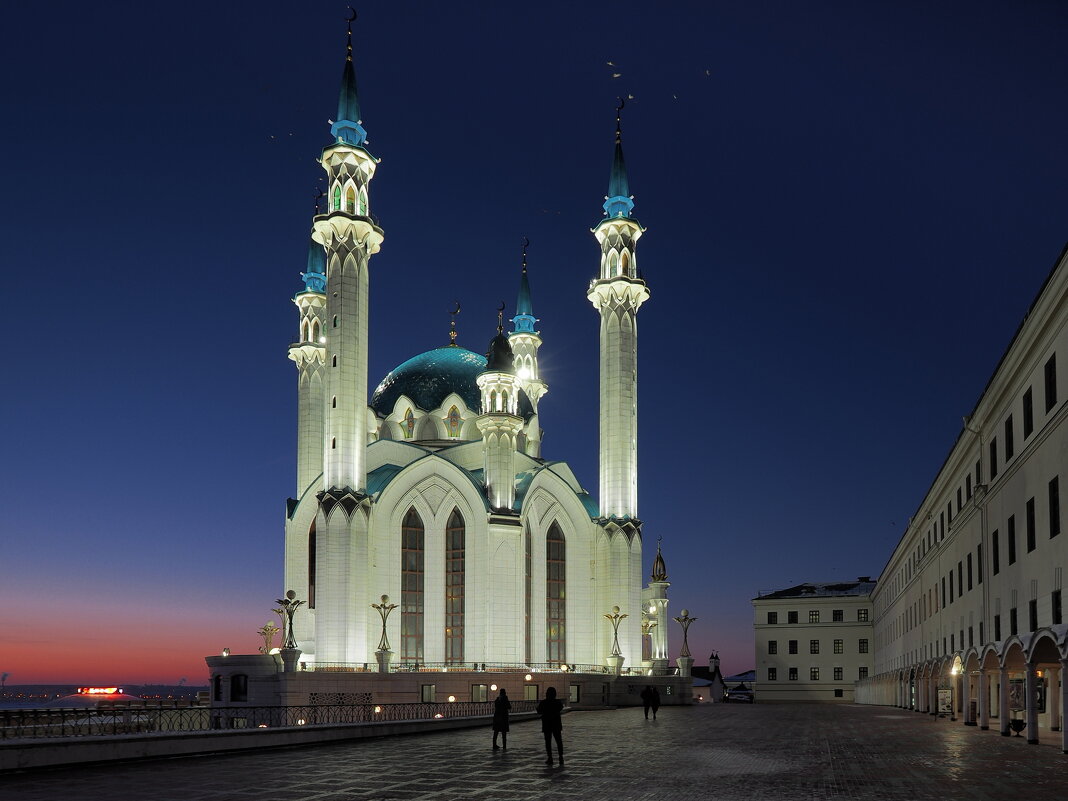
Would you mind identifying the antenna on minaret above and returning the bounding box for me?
[615,96,625,143]
[496,301,506,333]
[345,7,356,62]
[521,236,530,274]
[449,301,460,344]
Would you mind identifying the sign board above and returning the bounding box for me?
[937,688,953,715]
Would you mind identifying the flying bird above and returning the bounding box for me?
[612,73,622,78]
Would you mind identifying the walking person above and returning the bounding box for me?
[492,688,511,749]
[650,686,661,720]
[536,686,564,766]
[640,685,654,719]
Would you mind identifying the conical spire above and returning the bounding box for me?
[331,9,368,147]
[512,237,537,334]
[603,98,634,218]
[300,238,327,294]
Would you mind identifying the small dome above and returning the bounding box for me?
[485,331,514,373]
[371,345,485,415]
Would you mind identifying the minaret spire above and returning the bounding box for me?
[604,98,634,218]
[332,8,367,146]
[512,237,535,334]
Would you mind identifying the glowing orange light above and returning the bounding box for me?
[79,687,122,695]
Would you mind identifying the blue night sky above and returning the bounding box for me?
[2,1,1067,682]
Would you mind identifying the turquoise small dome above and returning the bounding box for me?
[370,345,532,418]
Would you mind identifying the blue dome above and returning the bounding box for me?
[370,345,533,418]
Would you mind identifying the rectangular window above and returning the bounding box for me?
[834,639,843,654]
[976,459,982,485]
[524,684,539,701]
[949,571,954,603]
[420,684,436,703]
[1010,607,1018,636]
[957,561,963,594]
[1029,599,1038,632]
[546,526,566,664]
[767,667,777,681]
[995,614,1001,641]
[992,529,1000,574]
[968,626,973,647]
[956,487,962,511]
[767,611,778,624]
[768,640,778,654]
[788,611,798,624]
[990,438,998,480]
[1045,353,1057,412]
[810,639,819,654]
[940,511,945,539]
[1008,515,1017,564]
[951,633,955,651]
[859,639,869,654]
[967,474,972,500]
[569,684,581,704]
[859,667,869,679]
[1053,590,1063,625]
[834,667,843,681]
[810,667,820,681]
[470,684,488,702]
[789,667,798,681]
[1050,476,1061,538]
[832,609,843,622]
[1023,387,1034,438]
[809,610,820,623]
[1004,415,1014,461]
[967,553,973,591]
[948,501,953,524]
[788,640,798,654]
[834,688,844,698]
[1026,497,1036,552]
[941,576,947,608]
[977,544,983,585]
[445,512,465,664]
[857,608,869,622]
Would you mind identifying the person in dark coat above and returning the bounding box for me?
[640,685,654,719]
[650,686,661,719]
[492,688,511,749]
[536,686,564,765]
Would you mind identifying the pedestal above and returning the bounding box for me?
[376,649,393,674]
[606,654,624,676]
[677,656,694,678]
[650,658,669,676]
[280,647,302,673]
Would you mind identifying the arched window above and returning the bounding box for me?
[524,526,532,664]
[331,396,337,408]
[311,320,320,342]
[333,315,338,328]
[331,437,336,449]
[230,674,248,702]
[308,521,316,609]
[346,186,356,214]
[546,523,566,664]
[621,251,630,275]
[607,250,618,277]
[358,187,368,216]
[446,405,461,437]
[301,320,309,342]
[332,355,337,367]
[401,508,425,662]
[403,408,415,439]
[445,509,465,664]
[332,184,341,212]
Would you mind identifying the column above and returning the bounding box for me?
[999,666,1011,736]
[1050,666,1061,732]
[929,677,937,715]
[1025,662,1038,744]
[978,669,990,730]
[963,671,974,725]
[1060,659,1068,753]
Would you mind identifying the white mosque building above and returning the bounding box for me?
[269,19,677,682]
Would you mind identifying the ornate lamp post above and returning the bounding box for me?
[257,622,280,655]
[275,590,305,672]
[604,606,628,674]
[674,609,697,677]
[371,594,398,673]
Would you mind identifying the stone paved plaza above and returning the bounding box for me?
[4,703,1068,800]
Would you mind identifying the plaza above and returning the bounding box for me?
[4,703,1068,800]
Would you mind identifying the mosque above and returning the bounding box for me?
[205,19,690,703]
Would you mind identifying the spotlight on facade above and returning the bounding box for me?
[649,605,656,614]
[434,713,444,719]
[448,695,456,702]
[297,719,306,725]
[490,684,498,691]
[374,706,382,714]
[525,674,533,681]
[222,648,230,657]
[258,724,268,728]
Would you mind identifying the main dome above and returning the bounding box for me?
[370,345,486,415]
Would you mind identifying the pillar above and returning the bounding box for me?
[1025,662,1038,744]
[1060,659,1068,753]
[963,671,974,725]
[1050,666,1061,732]
[978,669,990,730]
[999,666,1011,736]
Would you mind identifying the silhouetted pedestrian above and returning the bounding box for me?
[640,685,654,719]
[492,688,511,749]
[651,686,661,719]
[536,686,564,765]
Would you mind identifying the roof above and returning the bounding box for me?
[755,579,876,600]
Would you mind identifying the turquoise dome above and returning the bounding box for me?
[370,345,532,418]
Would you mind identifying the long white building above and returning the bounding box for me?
[857,245,1068,752]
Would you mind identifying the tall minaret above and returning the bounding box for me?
[476,311,524,511]
[509,240,547,457]
[289,238,328,495]
[588,101,649,519]
[312,15,384,493]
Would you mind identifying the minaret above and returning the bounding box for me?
[312,15,384,493]
[647,539,670,669]
[476,310,524,511]
[509,240,547,457]
[588,101,649,519]
[289,238,328,495]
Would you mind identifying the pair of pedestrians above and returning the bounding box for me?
[490,687,565,766]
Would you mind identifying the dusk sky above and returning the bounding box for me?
[3,1,1068,684]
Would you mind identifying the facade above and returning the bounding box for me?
[856,245,1068,751]
[753,580,875,702]
[276,23,674,678]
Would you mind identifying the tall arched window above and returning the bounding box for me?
[546,523,566,664]
[401,508,425,662]
[607,250,618,277]
[621,251,630,275]
[332,184,341,212]
[524,526,532,664]
[311,320,320,342]
[445,509,465,664]
[345,186,356,214]
[307,521,316,609]
[358,187,368,216]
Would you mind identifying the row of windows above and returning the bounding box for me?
[766,666,869,681]
[768,638,869,655]
[766,609,869,624]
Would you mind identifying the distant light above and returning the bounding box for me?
[561,664,570,672]
[297,719,306,725]
[490,684,498,691]
[222,648,230,657]
[447,695,456,702]
[373,705,382,714]
[525,674,532,681]
[319,336,326,344]
[79,687,120,695]
[269,648,281,655]
[518,367,531,379]
[258,723,268,728]
[434,713,444,719]
[649,605,656,614]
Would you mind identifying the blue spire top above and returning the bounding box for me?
[603,98,634,219]
[301,239,327,294]
[512,237,537,335]
[331,9,367,146]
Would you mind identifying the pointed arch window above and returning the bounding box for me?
[445,509,465,664]
[301,320,309,342]
[607,250,618,277]
[308,521,317,609]
[403,408,415,439]
[524,526,532,664]
[621,251,630,276]
[311,320,320,342]
[546,522,566,664]
[332,184,342,212]
[358,187,368,216]
[446,405,461,438]
[345,186,356,214]
[401,508,425,662]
